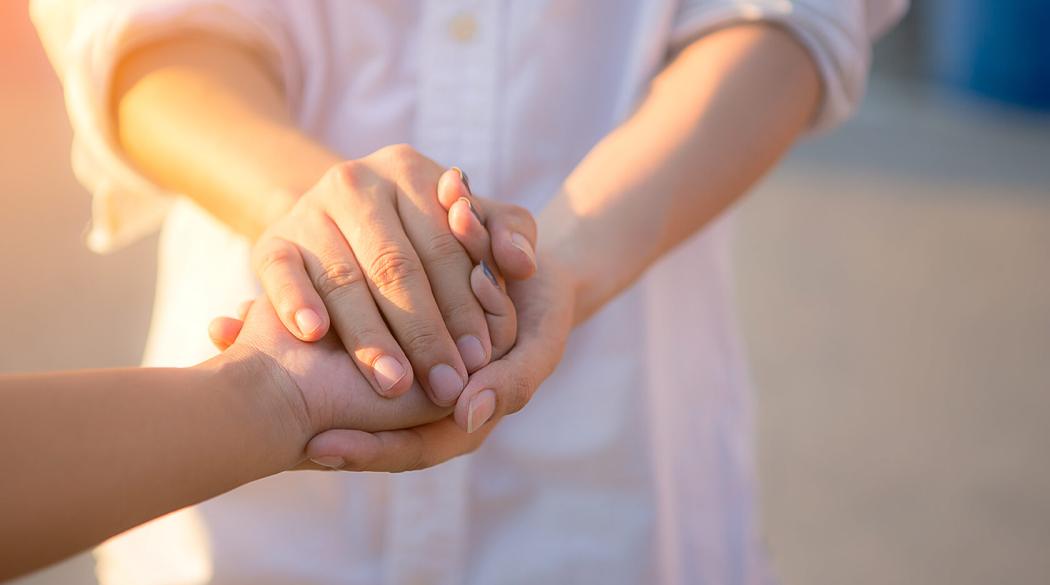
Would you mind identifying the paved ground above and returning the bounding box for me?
[734,80,1050,585]
[3,15,1048,583]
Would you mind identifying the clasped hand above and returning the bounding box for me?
[211,145,574,472]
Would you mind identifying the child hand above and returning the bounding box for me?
[215,297,451,454]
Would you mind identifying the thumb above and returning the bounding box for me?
[207,300,254,350]
[486,201,538,281]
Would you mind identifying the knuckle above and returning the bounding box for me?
[426,230,466,260]
[402,429,429,471]
[347,323,384,343]
[439,296,479,327]
[507,204,536,232]
[520,209,538,234]
[367,247,423,294]
[491,330,517,360]
[506,203,529,218]
[387,142,418,158]
[314,260,365,300]
[254,238,297,275]
[505,375,535,414]
[326,160,370,192]
[274,280,307,312]
[377,143,418,166]
[400,325,444,359]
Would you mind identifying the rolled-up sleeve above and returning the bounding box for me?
[670,0,909,132]
[30,0,299,253]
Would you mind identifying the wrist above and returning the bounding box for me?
[536,204,589,326]
[248,136,342,240]
[199,347,313,473]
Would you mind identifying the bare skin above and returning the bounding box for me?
[117,23,820,466]
[297,23,824,468]
[113,36,536,407]
[0,296,444,580]
[3,18,824,581]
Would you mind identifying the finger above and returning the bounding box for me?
[486,203,538,280]
[208,316,243,351]
[324,166,469,405]
[437,170,536,282]
[293,218,415,398]
[236,299,254,321]
[438,168,492,263]
[440,178,517,356]
[395,170,494,378]
[208,299,254,350]
[304,415,497,472]
[325,161,478,403]
[452,278,570,433]
[436,167,477,212]
[448,197,494,269]
[438,168,502,281]
[472,262,516,359]
[255,228,421,398]
[452,353,536,433]
[252,237,330,342]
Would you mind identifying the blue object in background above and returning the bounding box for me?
[926,0,1050,111]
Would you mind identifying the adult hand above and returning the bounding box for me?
[213,190,567,472]
[302,194,575,471]
[210,189,538,469]
[252,145,536,406]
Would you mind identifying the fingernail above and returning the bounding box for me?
[456,335,487,371]
[310,456,345,469]
[467,389,497,434]
[510,232,537,267]
[457,196,484,225]
[295,308,323,337]
[429,363,466,405]
[453,166,471,193]
[480,260,500,288]
[373,354,407,395]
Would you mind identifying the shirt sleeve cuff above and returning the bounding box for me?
[32,0,298,252]
[669,0,885,134]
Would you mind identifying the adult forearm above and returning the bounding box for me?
[113,34,339,239]
[0,350,303,579]
[540,23,821,324]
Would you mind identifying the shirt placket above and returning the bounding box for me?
[412,0,501,194]
[384,3,502,585]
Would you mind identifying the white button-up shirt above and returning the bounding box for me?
[32,1,906,583]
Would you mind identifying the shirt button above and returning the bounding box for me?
[448,12,477,43]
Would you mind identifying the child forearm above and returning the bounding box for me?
[540,23,821,324]
[0,350,304,580]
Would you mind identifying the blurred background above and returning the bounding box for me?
[2,1,1048,584]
